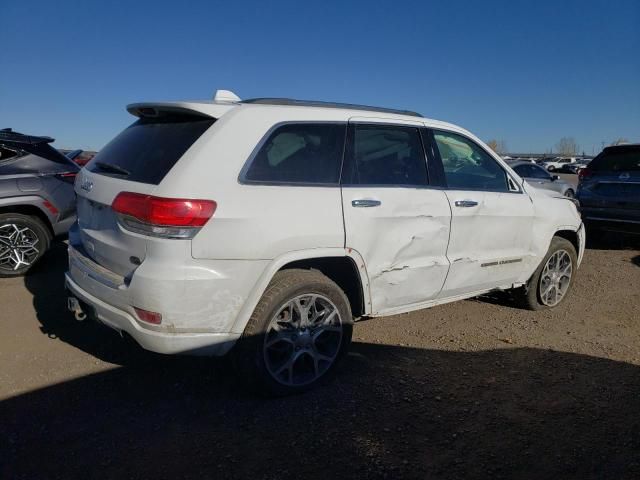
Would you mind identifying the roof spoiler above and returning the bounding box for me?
[0,128,78,168]
[0,128,55,146]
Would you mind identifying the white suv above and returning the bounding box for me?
[66,90,585,394]
[543,157,578,172]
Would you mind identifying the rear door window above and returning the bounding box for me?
[86,115,215,185]
[590,147,640,172]
[342,124,429,186]
[243,123,346,185]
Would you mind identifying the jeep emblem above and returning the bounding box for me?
[80,179,94,192]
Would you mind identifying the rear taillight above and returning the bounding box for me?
[578,167,592,182]
[55,172,78,184]
[112,192,216,239]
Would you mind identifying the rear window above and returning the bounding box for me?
[243,123,346,185]
[87,115,215,184]
[590,147,640,172]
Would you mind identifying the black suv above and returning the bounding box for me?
[577,144,640,234]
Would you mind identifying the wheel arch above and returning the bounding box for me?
[229,248,371,334]
[280,256,366,318]
[0,202,55,237]
[554,228,579,255]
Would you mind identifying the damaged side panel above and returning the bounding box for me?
[342,187,452,313]
[439,190,536,297]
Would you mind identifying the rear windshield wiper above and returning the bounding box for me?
[94,161,130,177]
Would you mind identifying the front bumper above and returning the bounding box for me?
[65,273,240,356]
[577,222,586,266]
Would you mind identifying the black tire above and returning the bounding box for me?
[232,268,353,396]
[565,189,575,198]
[516,236,578,311]
[547,165,555,172]
[0,213,51,278]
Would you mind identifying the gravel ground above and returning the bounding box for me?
[1,226,639,480]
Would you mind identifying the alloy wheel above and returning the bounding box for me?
[0,223,41,272]
[264,293,343,387]
[539,249,572,306]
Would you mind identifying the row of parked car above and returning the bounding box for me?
[506,155,593,174]
[1,93,637,393]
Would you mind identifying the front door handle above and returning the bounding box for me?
[454,200,478,208]
[352,199,381,208]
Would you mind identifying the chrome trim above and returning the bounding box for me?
[592,180,640,185]
[454,200,478,207]
[583,216,640,225]
[352,199,381,208]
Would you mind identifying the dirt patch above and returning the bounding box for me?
[1,236,639,479]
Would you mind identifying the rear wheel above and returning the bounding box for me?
[0,213,51,277]
[516,236,577,310]
[233,269,352,396]
[564,189,575,198]
[547,165,556,172]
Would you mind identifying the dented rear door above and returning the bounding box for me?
[341,120,451,313]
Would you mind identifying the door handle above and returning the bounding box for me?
[454,200,478,208]
[352,199,381,208]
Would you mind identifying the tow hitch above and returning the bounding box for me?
[67,296,87,321]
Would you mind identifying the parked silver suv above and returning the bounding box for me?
[1,129,78,276]
[66,91,584,394]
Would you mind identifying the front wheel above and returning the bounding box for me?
[516,236,577,310]
[232,269,353,396]
[0,213,51,277]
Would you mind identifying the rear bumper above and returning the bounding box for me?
[65,273,240,355]
[580,207,640,233]
[53,213,77,236]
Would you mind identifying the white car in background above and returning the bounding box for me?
[543,157,578,171]
[65,90,585,394]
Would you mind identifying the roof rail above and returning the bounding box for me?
[241,98,423,118]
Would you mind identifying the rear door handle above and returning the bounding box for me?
[454,200,478,208]
[352,199,381,208]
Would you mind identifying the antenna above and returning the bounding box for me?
[213,89,241,103]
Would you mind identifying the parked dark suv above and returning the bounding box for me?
[0,129,79,276]
[577,144,640,234]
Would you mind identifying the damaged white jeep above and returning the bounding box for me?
[66,91,585,394]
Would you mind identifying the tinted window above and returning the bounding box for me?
[514,164,550,179]
[244,123,345,184]
[87,115,214,185]
[343,125,428,186]
[590,147,640,172]
[433,131,509,191]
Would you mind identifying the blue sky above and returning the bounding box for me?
[1,0,638,154]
